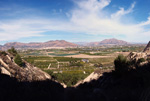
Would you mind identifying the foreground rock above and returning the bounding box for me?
[0,52,51,81]
[74,69,112,87]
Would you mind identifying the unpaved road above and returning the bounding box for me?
[64,54,113,58]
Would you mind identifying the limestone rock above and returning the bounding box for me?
[143,41,150,53]
[0,52,51,82]
[127,52,147,61]
[0,66,11,76]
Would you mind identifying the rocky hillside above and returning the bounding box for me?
[68,42,150,101]
[143,41,150,53]
[126,41,150,66]
[0,74,64,101]
[0,40,77,50]
[0,51,51,81]
[74,69,112,87]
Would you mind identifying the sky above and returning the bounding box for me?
[0,0,150,44]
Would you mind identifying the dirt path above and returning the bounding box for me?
[64,54,113,58]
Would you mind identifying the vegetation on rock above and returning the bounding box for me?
[8,46,18,56]
[14,54,24,67]
[0,51,7,56]
[114,54,129,73]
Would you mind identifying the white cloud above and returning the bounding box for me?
[69,0,141,37]
[111,2,136,20]
[75,0,111,12]
[0,0,150,42]
[138,17,150,26]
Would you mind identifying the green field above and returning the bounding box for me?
[48,53,79,56]
[19,45,145,86]
[23,55,114,86]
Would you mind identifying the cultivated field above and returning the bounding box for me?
[19,45,145,86]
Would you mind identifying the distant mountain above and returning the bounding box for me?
[73,42,90,46]
[87,42,100,46]
[1,40,78,50]
[87,38,129,46]
[100,38,129,45]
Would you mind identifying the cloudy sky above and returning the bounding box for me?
[0,0,150,44]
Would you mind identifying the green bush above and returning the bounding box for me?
[0,51,7,56]
[137,58,145,64]
[14,54,24,67]
[8,47,18,56]
[114,54,129,73]
[147,58,150,62]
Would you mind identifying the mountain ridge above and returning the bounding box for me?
[73,38,129,46]
[0,38,130,50]
[0,40,78,50]
[87,38,129,46]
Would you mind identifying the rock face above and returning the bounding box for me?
[143,41,150,53]
[74,72,101,87]
[0,52,51,81]
[127,52,148,61]
[1,40,78,50]
[127,41,150,64]
[74,69,112,87]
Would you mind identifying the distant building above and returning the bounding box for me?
[82,59,89,63]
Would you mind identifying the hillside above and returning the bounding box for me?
[0,51,51,81]
[0,40,77,50]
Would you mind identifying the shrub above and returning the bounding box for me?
[137,58,145,63]
[0,51,7,56]
[8,47,18,56]
[147,58,150,62]
[114,54,129,73]
[14,54,24,67]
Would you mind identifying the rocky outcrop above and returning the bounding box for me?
[126,41,150,65]
[0,74,64,101]
[74,69,112,87]
[143,41,150,53]
[74,72,101,87]
[0,52,51,81]
[127,52,147,61]
[0,67,11,76]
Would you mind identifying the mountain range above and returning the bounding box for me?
[74,38,129,46]
[0,40,77,50]
[0,38,129,50]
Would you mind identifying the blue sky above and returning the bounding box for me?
[0,0,150,44]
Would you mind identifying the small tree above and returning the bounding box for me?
[0,51,7,56]
[137,58,145,63]
[14,54,24,67]
[8,46,18,56]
